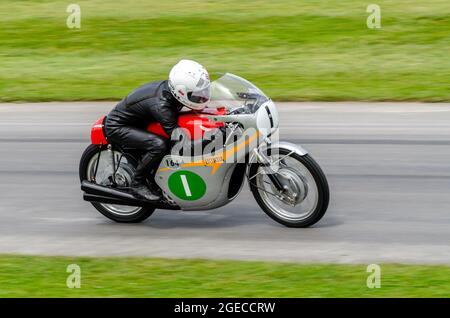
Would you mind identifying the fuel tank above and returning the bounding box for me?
[147,107,226,140]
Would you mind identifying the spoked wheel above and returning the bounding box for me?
[249,148,329,227]
[79,144,155,223]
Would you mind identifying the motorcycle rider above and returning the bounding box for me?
[104,59,211,201]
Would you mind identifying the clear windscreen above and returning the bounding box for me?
[208,73,269,114]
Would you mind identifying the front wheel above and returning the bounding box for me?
[79,144,155,223]
[248,149,329,228]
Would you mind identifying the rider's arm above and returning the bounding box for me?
[149,102,179,137]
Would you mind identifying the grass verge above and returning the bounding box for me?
[0,255,449,297]
[0,0,449,102]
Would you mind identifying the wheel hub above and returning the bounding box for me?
[114,171,129,187]
[274,168,308,205]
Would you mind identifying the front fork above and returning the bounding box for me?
[252,138,288,193]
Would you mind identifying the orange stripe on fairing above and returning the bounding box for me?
[157,132,259,174]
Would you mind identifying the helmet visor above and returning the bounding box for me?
[188,85,210,104]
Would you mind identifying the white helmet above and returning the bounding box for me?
[168,59,211,110]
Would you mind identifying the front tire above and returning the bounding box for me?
[249,149,329,228]
[79,144,155,223]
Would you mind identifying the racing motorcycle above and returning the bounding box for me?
[79,73,329,227]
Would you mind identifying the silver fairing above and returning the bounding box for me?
[155,99,282,210]
[155,159,244,211]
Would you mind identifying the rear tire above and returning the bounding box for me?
[79,144,155,223]
[249,150,329,228]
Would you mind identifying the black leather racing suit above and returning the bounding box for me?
[104,80,183,185]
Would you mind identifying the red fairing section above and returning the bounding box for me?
[90,107,226,145]
[91,116,108,145]
[147,107,226,140]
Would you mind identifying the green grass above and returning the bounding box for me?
[0,255,449,297]
[0,0,449,102]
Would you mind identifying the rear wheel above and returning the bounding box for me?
[249,149,329,227]
[79,144,155,223]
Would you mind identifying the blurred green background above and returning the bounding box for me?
[0,0,448,102]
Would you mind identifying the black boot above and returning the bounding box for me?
[130,152,162,202]
[130,179,161,202]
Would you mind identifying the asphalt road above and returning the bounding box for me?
[1,102,450,264]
